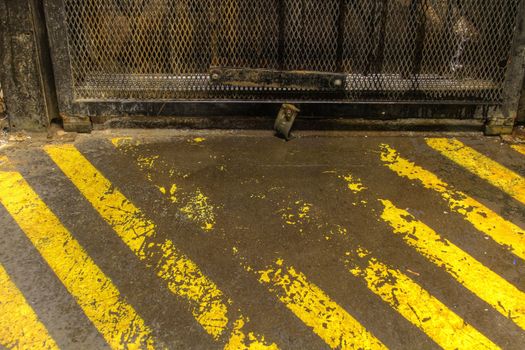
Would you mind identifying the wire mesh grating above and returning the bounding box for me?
[64,0,521,102]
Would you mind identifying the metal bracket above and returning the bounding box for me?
[274,104,300,140]
[210,67,347,91]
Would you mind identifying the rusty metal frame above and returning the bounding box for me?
[40,0,525,134]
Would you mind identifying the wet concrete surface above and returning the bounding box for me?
[0,130,524,349]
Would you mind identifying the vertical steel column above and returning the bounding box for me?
[0,0,58,131]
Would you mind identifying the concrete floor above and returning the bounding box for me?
[0,130,524,349]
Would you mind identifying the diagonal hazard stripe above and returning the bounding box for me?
[278,190,498,349]
[511,144,525,156]
[345,248,498,350]
[426,138,525,205]
[240,258,387,350]
[44,144,277,349]
[379,200,525,332]
[0,263,59,350]
[112,138,386,350]
[380,144,525,261]
[0,167,157,349]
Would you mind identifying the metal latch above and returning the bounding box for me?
[274,104,300,141]
[210,67,346,91]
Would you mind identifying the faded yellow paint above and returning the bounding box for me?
[225,318,279,350]
[380,199,525,331]
[193,137,206,143]
[346,248,498,350]
[112,137,215,230]
[426,138,525,205]
[252,259,386,350]
[45,144,275,348]
[279,200,312,228]
[380,144,525,261]
[0,167,156,349]
[340,174,367,193]
[0,264,59,350]
[180,189,216,231]
[511,144,525,156]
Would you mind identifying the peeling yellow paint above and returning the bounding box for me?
[279,200,312,226]
[250,260,386,349]
[380,144,525,261]
[0,164,157,349]
[340,174,367,193]
[225,317,278,350]
[380,199,525,331]
[110,137,133,148]
[169,184,178,203]
[45,145,274,348]
[346,247,498,350]
[511,144,525,156]
[192,137,206,143]
[426,138,525,205]
[137,155,159,170]
[180,189,216,231]
[0,264,59,350]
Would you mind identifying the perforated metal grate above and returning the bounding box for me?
[64,0,521,102]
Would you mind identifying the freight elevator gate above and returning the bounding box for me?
[39,0,525,133]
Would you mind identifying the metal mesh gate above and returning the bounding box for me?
[64,0,521,102]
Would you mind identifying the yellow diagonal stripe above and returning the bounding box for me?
[0,169,156,349]
[426,138,525,205]
[345,248,498,350]
[511,144,525,156]
[112,139,383,350]
[251,259,386,349]
[380,144,525,260]
[0,263,59,350]
[380,199,525,331]
[44,144,276,349]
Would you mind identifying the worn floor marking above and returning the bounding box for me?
[0,168,156,350]
[0,263,59,350]
[380,199,525,331]
[112,139,385,350]
[426,138,525,205]
[112,138,216,231]
[511,144,525,156]
[45,144,276,349]
[380,144,525,260]
[345,248,498,350]
[237,256,386,350]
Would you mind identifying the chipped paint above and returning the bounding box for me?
[380,199,525,331]
[380,144,525,260]
[250,259,386,349]
[137,155,159,170]
[279,200,312,227]
[511,144,525,156]
[0,166,157,349]
[346,248,498,350]
[340,174,367,193]
[225,317,278,350]
[0,264,59,350]
[426,138,525,205]
[180,189,216,231]
[45,144,275,348]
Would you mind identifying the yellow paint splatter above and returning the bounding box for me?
[279,200,312,226]
[180,189,216,231]
[0,264,59,349]
[340,174,367,193]
[0,166,157,349]
[426,138,525,205]
[346,247,498,350]
[380,144,525,261]
[45,145,274,347]
[380,199,525,331]
[192,137,206,143]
